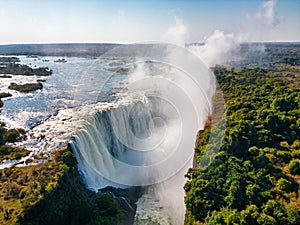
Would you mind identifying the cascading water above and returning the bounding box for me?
[70,94,189,224]
[70,95,184,188]
[69,43,222,225]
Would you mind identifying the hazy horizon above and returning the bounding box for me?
[1,41,300,46]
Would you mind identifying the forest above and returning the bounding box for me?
[184,60,300,224]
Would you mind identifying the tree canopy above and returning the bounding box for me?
[185,66,300,225]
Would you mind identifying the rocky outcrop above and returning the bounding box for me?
[99,186,144,225]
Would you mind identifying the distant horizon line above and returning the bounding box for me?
[1,41,300,46]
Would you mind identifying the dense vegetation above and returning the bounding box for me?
[8,83,43,93]
[184,65,300,224]
[0,148,125,225]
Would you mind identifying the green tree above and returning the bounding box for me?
[276,178,292,192]
[288,160,300,175]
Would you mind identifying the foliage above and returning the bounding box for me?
[288,160,300,175]
[55,150,77,167]
[185,66,300,224]
[0,148,124,225]
[276,178,293,192]
[3,129,26,143]
[0,125,25,146]
[0,44,119,58]
[0,145,29,162]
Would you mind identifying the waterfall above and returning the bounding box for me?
[70,95,190,188]
[69,43,222,224]
[70,90,204,225]
[70,93,197,224]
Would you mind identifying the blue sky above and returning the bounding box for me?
[0,0,299,44]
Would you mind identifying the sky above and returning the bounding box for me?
[0,0,299,44]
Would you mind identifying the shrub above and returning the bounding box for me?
[276,178,292,192]
[248,146,260,156]
[257,213,277,225]
[55,150,77,167]
[0,145,29,161]
[275,150,291,162]
[19,187,29,199]
[291,150,300,159]
[3,128,25,143]
[4,182,22,199]
[288,160,300,175]
[287,209,300,225]
[95,194,119,216]
[291,140,300,150]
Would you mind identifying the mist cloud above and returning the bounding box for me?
[188,30,242,66]
[160,0,281,67]
[161,16,188,47]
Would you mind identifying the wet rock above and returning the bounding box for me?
[99,186,144,225]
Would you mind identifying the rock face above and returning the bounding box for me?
[99,186,144,225]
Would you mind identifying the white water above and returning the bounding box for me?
[0,55,128,168]
[71,96,182,188]
[71,95,192,224]
[69,44,217,225]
